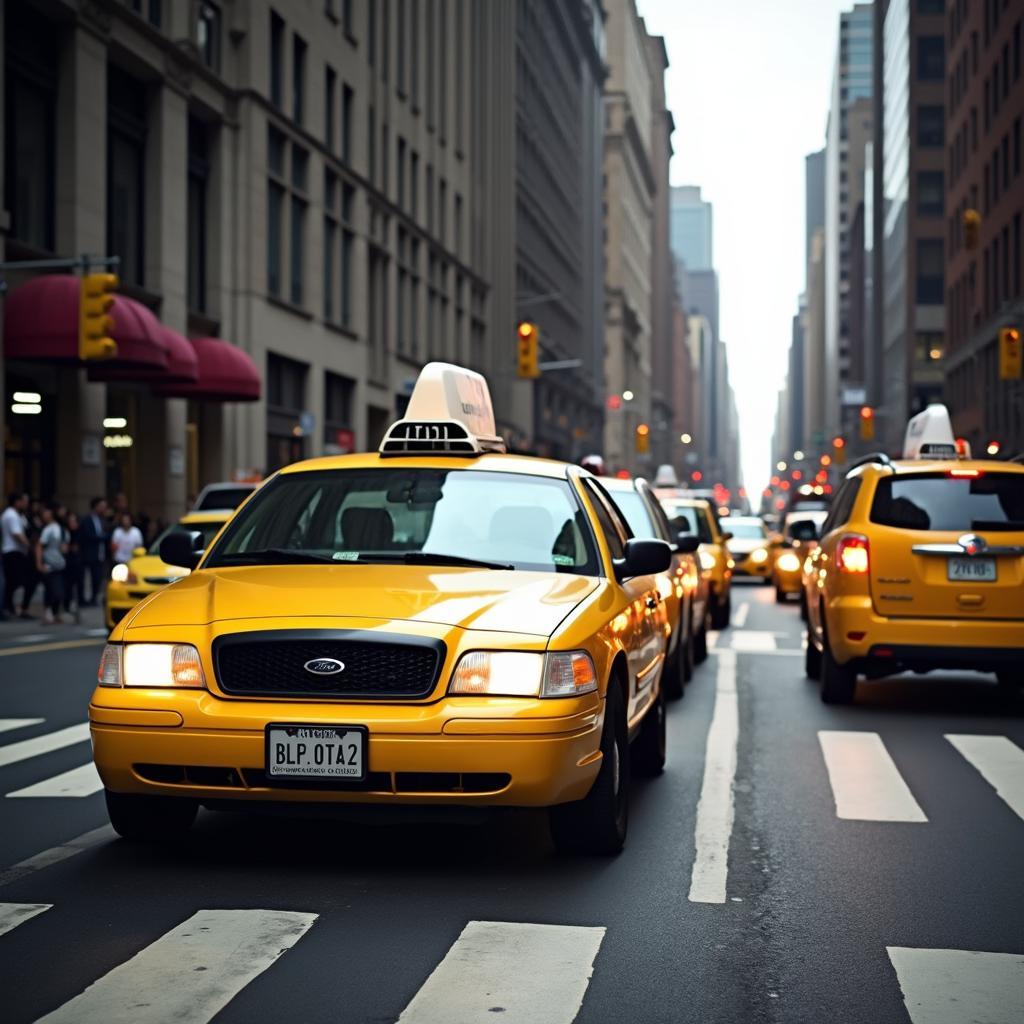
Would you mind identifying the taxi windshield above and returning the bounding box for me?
[149,521,225,556]
[205,468,600,574]
[870,473,1024,531]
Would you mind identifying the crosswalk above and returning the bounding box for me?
[0,720,101,799]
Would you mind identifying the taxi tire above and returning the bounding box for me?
[711,593,731,630]
[775,586,787,604]
[804,635,822,681]
[549,684,628,856]
[633,687,666,778]
[694,614,709,664]
[664,617,693,699]
[820,640,857,705]
[105,790,198,842]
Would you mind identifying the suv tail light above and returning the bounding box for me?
[836,534,870,574]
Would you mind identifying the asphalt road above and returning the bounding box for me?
[0,581,1021,1023]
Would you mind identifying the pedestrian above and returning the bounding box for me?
[79,497,110,606]
[1,492,33,619]
[35,504,67,625]
[110,512,144,566]
[63,510,83,614]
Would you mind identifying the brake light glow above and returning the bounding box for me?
[836,534,870,574]
[948,469,981,478]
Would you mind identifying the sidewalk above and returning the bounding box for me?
[0,600,108,645]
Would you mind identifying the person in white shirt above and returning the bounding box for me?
[2,492,32,619]
[35,505,68,624]
[110,513,144,565]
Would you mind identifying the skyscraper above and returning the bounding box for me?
[670,186,713,272]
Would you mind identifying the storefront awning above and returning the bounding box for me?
[89,325,199,385]
[3,274,169,369]
[155,336,261,402]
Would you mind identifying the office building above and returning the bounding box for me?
[669,185,713,272]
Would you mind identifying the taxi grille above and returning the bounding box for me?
[214,631,445,700]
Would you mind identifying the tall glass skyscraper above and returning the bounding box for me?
[670,185,713,271]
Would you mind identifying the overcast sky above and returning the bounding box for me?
[638,0,854,496]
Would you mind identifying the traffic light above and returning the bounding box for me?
[832,435,847,465]
[516,321,539,379]
[635,422,650,454]
[79,273,118,361]
[859,405,875,441]
[986,440,1002,456]
[998,327,1021,380]
[963,209,981,251]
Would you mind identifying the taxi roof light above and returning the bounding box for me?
[380,362,506,456]
[902,404,960,460]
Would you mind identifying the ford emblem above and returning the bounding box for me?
[304,658,346,676]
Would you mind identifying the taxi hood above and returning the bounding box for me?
[125,564,599,637]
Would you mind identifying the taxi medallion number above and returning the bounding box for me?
[947,557,997,583]
[266,724,367,781]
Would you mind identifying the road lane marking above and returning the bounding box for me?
[7,761,103,799]
[0,718,44,735]
[397,920,605,1024]
[0,902,52,937]
[733,602,750,628]
[707,631,719,649]
[0,638,104,657]
[36,909,318,1024]
[0,825,115,888]
[0,723,90,768]
[689,649,738,903]
[730,630,777,652]
[818,732,927,822]
[887,947,1024,1024]
[946,734,1024,822]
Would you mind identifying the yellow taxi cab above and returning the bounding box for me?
[720,515,773,583]
[105,512,230,629]
[772,509,828,606]
[659,496,734,629]
[601,476,707,696]
[90,363,673,855]
[804,404,1024,704]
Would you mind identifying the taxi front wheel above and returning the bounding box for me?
[549,684,628,856]
[105,790,198,842]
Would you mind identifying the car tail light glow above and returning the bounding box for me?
[948,469,981,478]
[836,534,870,574]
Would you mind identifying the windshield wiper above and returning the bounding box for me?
[970,519,1024,532]
[217,548,340,565]
[355,551,514,570]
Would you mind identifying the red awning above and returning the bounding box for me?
[155,337,261,402]
[3,275,169,370]
[89,325,199,384]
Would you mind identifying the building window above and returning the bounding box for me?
[266,125,308,306]
[4,5,57,252]
[397,136,406,208]
[196,2,221,72]
[292,34,306,125]
[917,171,944,215]
[917,105,944,147]
[916,239,944,303]
[410,151,419,218]
[342,84,353,164]
[917,36,944,80]
[368,0,376,67]
[343,0,354,38]
[187,118,210,313]
[397,0,406,95]
[107,66,148,287]
[917,0,944,12]
[324,372,356,451]
[269,10,284,107]
[368,105,376,183]
[147,0,162,27]
[266,352,309,472]
[323,172,355,329]
[325,65,337,151]
[381,0,389,82]
[914,332,944,362]
[410,0,419,104]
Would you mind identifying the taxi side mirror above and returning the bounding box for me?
[614,538,672,580]
[160,531,204,570]
[721,531,733,542]
[675,534,700,554]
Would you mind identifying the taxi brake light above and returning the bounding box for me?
[836,534,870,574]
[948,469,981,478]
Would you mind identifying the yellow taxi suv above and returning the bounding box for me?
[602,476,707,696]
[105,513,230,629]
[772,509,828,607]
[660,497,733,629]
[804,404,1024,704]
[90,363,673,855]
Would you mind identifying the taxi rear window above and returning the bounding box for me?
[870,473,1024,532]
[610,490,655,539]
[663,503,713,543]
[206,468,600,574]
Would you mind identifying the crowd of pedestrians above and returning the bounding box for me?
[1,491,161,624]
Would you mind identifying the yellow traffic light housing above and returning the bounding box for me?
[635,423,650,454]
[831,436,847,465]
[859,406,875,441]
[79,272,119,361]
[998,326,1021,380]
[516,321,539,379]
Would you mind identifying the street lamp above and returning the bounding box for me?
[794,450,805,461]
[622,389,634,402]
[776,460,787,472]
[680,433,692,444]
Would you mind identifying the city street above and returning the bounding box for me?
[1,581,1021,1024]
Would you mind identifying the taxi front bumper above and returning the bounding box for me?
[89,690,604,808]
[774,566,803,594]
[825,594,1024,669]
[733,556,771,578]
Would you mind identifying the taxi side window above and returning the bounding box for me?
[642,488,672,542]
[582,480,627,561]
[821,479,862,535]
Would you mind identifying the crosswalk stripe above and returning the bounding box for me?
[0,902,52,938]
[887,946,1024,1024]
[6,761,103,799]
[730,630,776,652]
[818,731,928,822]
[0,825,114,889]
[35,909,318,1024]
[397,920,605,1024]
[0,723,90,768]
[0,718,44,735]
[946,734,1024,822]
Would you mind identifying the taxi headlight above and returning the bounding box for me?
[777,552,801,573]
[448,650,598,698]
[100,643,208,688]
[751,548,769,564]
[699,550,717,571]
[110,563,136,584]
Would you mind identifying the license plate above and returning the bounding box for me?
[947,557,997,582]
[265,724,366,780]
